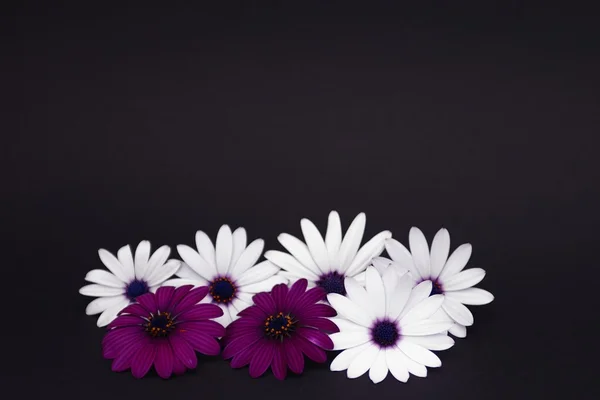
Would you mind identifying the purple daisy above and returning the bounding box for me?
[222,279,339,380]
[102,285,225,379]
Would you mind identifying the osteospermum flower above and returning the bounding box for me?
[102,285,224,379]
[385,227,494,338]
[222,279,339,380]
[328,267,454,383]
[80,241,181,326]
[162,225,286,327]
[265,211,391,296]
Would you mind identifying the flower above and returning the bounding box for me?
[222,279,339,380]
[80,241,181,327]
[265,211,391,296]
[162,225,286,328]
[385,227,494,338]
[102,285,224,379]
[327,267,454,383]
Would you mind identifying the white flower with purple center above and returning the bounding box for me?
[327,267,454,383]
[265,211,391,296]
[80,241,181,327]
[162,225,287,327]
[385,227,495,338]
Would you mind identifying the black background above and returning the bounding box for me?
[3,2,599,399]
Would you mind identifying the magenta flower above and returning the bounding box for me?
[102,285,224,379]
[222,279,339,380]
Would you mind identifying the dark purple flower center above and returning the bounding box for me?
[126,279,149,300]
[371,320,399,348]
[264,312,296,340]
[145,312,175,337]
[209,277,236,303]
[428,279,444,296]
[316,271,346,295]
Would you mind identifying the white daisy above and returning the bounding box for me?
[385,227,495,338]
[80,241,181,327]
[264,211,391,296]
[327,266,455,383]
[162,225,287,327]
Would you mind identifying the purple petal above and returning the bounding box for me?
[295,304,336,321]
[118,303,148,317]
[295,336,327,363]
[230,344,257,368]
[173,286,209,315]
[271,342,287,380]
[283,339,304,374]
[271,283,288,310]
[172,356,186,375]
[286,279,308,311]
[237,305,267,321]
[169,332,198,369]
[222,320,261,347]
[222,333,262,359]
[131,343,156,378]
[168,285,194,312]
[251,292,276,315]
[179,330,221,356]
[297,327,334,350]
[156,286,175,311]
[102,327,144,359]
[177,321,225,338]
[108,316,144,329]
[136,292,158,313]
[154,340,174,379]
[249,341,274,378]
[177,304,223,322]
[301,318,339,333]
[293,287,326,312]
[111,337,148,372]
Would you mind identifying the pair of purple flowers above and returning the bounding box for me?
[103,279,338,379]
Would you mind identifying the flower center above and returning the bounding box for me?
[371,320,399,348]
[429,279,444,296]
[316,271,346,295]
[264,312,296,340]
[209,277,236,303]
[144,312,175,337]
[126,279,149,300]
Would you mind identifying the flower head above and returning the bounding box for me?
[163,225,287,328]
[80,241,181,326]
[222,279,339,380]
[265,211,391,296]
[385,227,494,338]
[102,285,224,379]
[328,267,454,383]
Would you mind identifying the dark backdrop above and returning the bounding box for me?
[3,2,599,399]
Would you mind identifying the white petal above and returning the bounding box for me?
[229,239,264,278]
[365,267,386,319]
[277,270,306,284]
[382,266,399,315]
[400,294,445,326]
[195,230,216,268]
[327,293,372,327]
[330,342,371,372]
[98,249,130,283]
[235,291,254,304]
[346,231,392,277]
[398,280,433,320]
[352,271,366,285]
[336,213,366,272]
[398,340,441,367]
[430,307,453,322]
[371,256,392,273]
[329,318,369,332]
[445,287,494,305]
[344,277,374,319]
[385,347,410,382]
[175,262,203,280]
[397,348,427,377]
[325,211,342,266]
[147,260,181,287]
[448,323,467,338]
[277,233,322,276]
[85,295,127,315]
[330,330,371,350]
[79,284,125,297]
[301,218,331,272]
[442,297,474,326]
[405,334,455,351]
[347,344,379,379]
[388,274,414,321]
[177,244,216,281]
[264,250,319,281]
[84,270,125,288]
[133,241,151,280]
[443,268,486,291]
[369,349,389,383]
[401,320,453,336]
[430,228,450,280]
[231,298,251,314]
[96,297,130,327]
[236,260,279,287]
[214,305,232,328]
[116,245,136,282]
[409,227,431,279]
[241,275,287,293]
[161,278,204,288]
[144,245,170,280]
[230,227,247,269]
[385,239,420,279]
[438,243,472,281]
[215,225,233,276]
